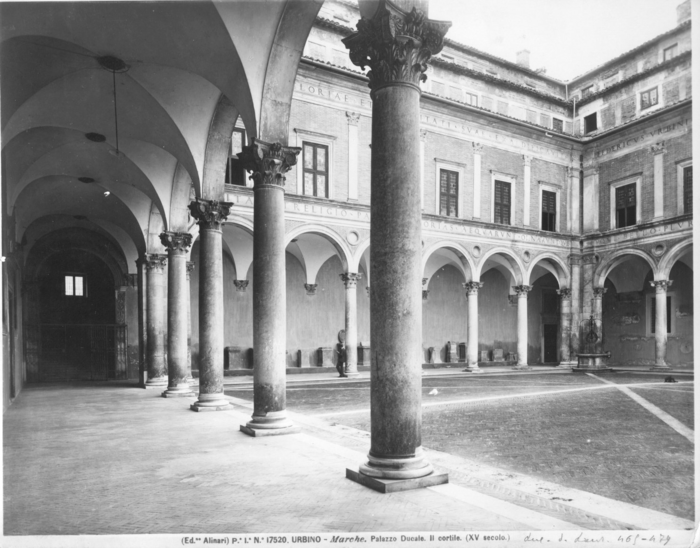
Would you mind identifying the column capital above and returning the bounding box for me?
[419,129,428,142]
[650,279,673,292]
[522,155,532,166]
[144,253,168,272]
[346,111,361,126]
[568,254,582,266]
[342,1,451,92]
[462,281,483,294]
[513,284,532,296]
[472,142,484,154]
[188,198,231,230]
[304,283,318,296]
[592,287,608,298]
[237,138,300,189]
[567,165,578,178]
[340,272,362,288]
[582,253,599,265]
[186,261,195,279]
[557,287,572,299]
[160,231,193,253]
[233,279,249,292]
[650,141,666,155]
[583,164,600,176]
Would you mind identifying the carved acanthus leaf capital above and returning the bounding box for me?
[342,0,451,92]
[304,283,318,296]
[593,287,608,298]
[463,281,484,294]
[346,111,361,126]
[557,288,572,299]
[340,272,362,288]
[144,253,168,272]
[237,138,300,189]
[650,141,666,155]
[472,142,484,154]
[233,279,249,292]
[523,155,533,166]
[160,231,193,253]
[567,165,577,178]
[188,199,231,229]
[650,279,673,292]
[512,284,532,296]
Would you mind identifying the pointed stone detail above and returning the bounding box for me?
[342,0,451,92]
[513,284,532,296]
[188,199,231,230]
[237,138,300,189]
[463,281,483,295]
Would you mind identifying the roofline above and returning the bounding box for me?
[568,20,691,85]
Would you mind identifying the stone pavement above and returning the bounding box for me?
[3,371,695,544]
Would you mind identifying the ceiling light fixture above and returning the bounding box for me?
[96,55,129,156]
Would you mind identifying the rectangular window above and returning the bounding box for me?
[640,87,658,110]
[584,113,598,134]
[650,296,672,334]
[494,180,511,225]
[541,190,557,232]
[65,275,86,297]
[225,128,246,186]
[683,165,692,214]
[302,142,329,198]
[663,44,678,62]
[615,183,637,228]
[581,85,594,98]
[464,92,478,106]
[439,169,459,217]
[552,118,564,132]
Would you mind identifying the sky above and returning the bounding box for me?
[428,0,681,81]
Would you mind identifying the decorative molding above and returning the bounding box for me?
[650,141,667,155]
[556,288,572,299]
[144,253,168,272]
[160,231,193,253]
[512,284,532,296]
[650,279,673,292]
[463,281,484,295]
[593,287,608,298]
[569,254,582,266]
[340,272,362,288]
[472,142,484,154]
[582,253,599,265]
[342,1,451,91]
[346,111,361,126]
[126,274,138,287]
[304,283,318,296]
[567,166,578,178]
[188,199,231,230]
[522,155,532,166]
[419,129,428,142]
[237,138,300,189]
[233,279,249,292]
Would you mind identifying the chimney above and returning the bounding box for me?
[677,0,690,24]
[516,49,530,69]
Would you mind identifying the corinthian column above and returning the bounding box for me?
[650,280,673,370]
[160,232,194,397]
[188,199,233,412]
[145,253,168,388]
[556,288,573,368]
[186,261,195,380]
[512,285,532,370]
[343,0,450,491]
[341,272,362,377]
[238,139,301,436]
[463,281,483,372]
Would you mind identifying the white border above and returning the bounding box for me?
[435,159,466,219]
[538,182,561,233]
[490,171,516,225]
[609,176,642,230]
[294,129,336,199]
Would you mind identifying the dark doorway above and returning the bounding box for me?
[543,324,558,363]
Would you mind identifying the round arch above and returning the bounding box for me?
[284,224,352,273]
[594,248,657,287]
[658,240,693,280]
[526,252,570,288]
[421,241,476,283]
[476,247,526,286]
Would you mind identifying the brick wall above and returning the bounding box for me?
[480,146,524,226]
[531,159,569,232]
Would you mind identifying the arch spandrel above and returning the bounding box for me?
[421,241,475,284]
[284,224,353,277]
[526,252,570,288]
[475,247,526,286]
[658,240,693,280]
[594,249,657,288]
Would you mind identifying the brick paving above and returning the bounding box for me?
[3,370,694,540]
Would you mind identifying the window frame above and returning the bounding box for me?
[64,274,87,297]
[294,129,336,198]
[434,159,465,218]
[552,118,564,133]
[609,176,641,230]
[491,171,515,225]
[584,112,598,134]
[464,91,479,106]
[539,183,560,233]
[676,159,692,215]
[640,86,659,111]
[647,292,674,336]
[301,141,330,198]
[581,85,594,98]
[225,127,248,187]
[663,43,678,62]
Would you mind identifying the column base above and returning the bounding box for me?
[162,386,195,398]
[556,362,576,369]
[512,364,531,371]
[651,365,672,371]
[462,366,483,373]
[241,411,300,437]
[357,449,434,480]
[346,469,448,493]
[190,394,233,412]
[144,377,168,389]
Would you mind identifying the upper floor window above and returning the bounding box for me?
[65,275,86,297]
[494,180,511,225]
[439,169,459,217]
[302,142,329,198]
[541,190,557,232]
[225,128,247,186]
[663,44,678,62]
[640,87,659,110]
[552,118,564,133]
[581,85,594,98]
[683,164,693,214]
[584,112,598,134]
[464,92,478,106]
[615,183,637,228]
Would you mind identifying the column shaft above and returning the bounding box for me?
[186,261,194,379]
[512,285,531,370]
[557,289,572,366]
[651,280,672,370]
[464,282,482,370]
[569,257,581,356]
[145,254,167,387]
[342,273,361,377]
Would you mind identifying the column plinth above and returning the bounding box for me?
[512,285,532,370]
[342,0,450,490]
[463,282,483,372]
[341,272,362,377]
[160,232,195,398]
[238,139,301,435]
[188,199,233,412]
[145,254,168,387]
[650,280,673,370]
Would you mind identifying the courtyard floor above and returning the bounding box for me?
[3,367,696,547]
